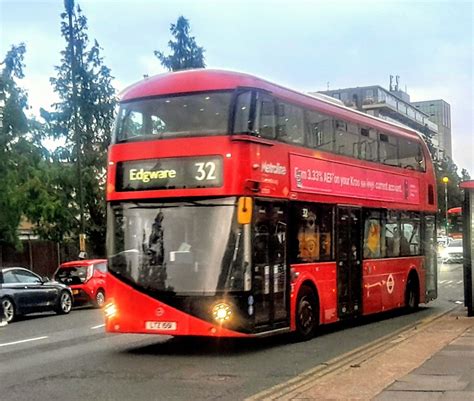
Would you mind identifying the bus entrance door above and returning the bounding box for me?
[252,200,289,331]
[336,207,362,319]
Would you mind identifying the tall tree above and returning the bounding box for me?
[39,0,116,256]
[0,44,30,247]
[154,16,206,71]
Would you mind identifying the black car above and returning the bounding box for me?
[0,267,73,323]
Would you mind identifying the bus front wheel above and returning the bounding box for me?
[295,285,319,341]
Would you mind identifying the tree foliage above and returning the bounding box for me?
[434,155,468,229]
[37,0,116,256]
[154,16,205,71]
[0,43,32,247]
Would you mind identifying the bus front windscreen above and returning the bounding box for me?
[107,197,248,295]
[114,91,233,142]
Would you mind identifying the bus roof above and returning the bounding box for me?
[120,69,426,143]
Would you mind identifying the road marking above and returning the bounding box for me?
[439,280,447,284]
[0,336,48,348]
[447,280,453,284]
[457,280,463,284]
[91,323,105,330]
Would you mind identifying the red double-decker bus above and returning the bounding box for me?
[105,70,438,340]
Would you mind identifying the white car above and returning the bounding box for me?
[440,239,463,263]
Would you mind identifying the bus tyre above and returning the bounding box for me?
[295,285,319,341]
[405,277,419,312]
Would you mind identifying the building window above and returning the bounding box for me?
[377,89,386,102]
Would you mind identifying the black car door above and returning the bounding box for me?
[2,270,27,312]
[12,269,55,312]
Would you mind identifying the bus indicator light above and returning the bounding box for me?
[238,197,253,225]
[104,302,117,318]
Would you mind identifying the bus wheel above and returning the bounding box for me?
[405,276,419,312]
[295,285,319,341]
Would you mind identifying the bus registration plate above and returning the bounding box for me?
[145,321,177,331]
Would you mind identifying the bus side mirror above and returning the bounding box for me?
[238,197,253,225]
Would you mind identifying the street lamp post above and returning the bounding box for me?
[442,176,449,239]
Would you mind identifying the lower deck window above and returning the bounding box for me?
[290,203,333,263]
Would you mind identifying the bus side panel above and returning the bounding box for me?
[291,262,338,328]
[362,257,425,315]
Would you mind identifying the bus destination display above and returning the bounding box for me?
[116,156,223,191]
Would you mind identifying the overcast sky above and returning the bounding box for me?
[1,0,473,174]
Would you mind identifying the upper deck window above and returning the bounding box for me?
[360,127,378,162]
[335,120,360,158]
[305,110,334,152]
[398,138,425,171]
[254,93,277,139]
[114,91,232,143]
[379,132,399,167]
[276,101,305,145]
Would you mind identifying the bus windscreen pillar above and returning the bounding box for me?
[460,180,474,317]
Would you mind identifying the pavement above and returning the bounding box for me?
[248,306,474,401]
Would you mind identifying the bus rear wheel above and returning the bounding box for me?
[295,285,319,341]
[405,276,419,312]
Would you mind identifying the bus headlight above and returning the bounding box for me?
[212,302,232,323]
[104,302,117,318]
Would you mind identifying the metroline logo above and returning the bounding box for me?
[129,168,177,183]
[261,161,287,175]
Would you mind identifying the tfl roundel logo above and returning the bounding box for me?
[386,274,395,294]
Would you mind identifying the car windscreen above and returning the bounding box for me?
[55,266,88,285]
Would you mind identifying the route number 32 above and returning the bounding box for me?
[194,162,217,181]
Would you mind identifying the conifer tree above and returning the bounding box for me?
[40,0,116,256]
[155,16,206,71]
[0,44,30,247]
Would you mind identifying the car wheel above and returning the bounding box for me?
[93,290,106,308]
[56,291,73,314]
[295,285,319,341]
[2,297,16,323]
